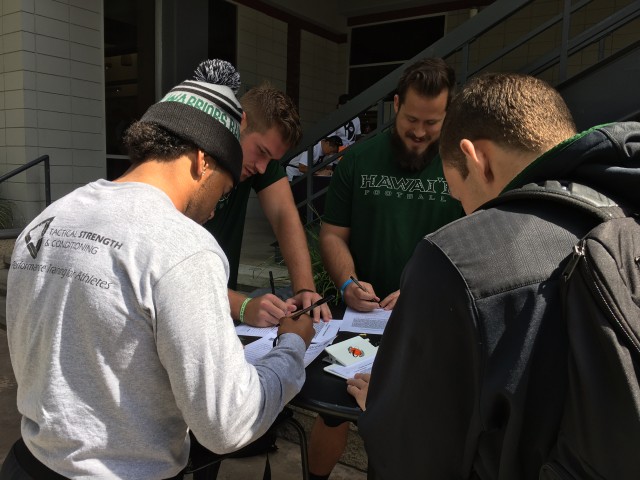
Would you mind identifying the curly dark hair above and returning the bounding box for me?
[123,121,198,164]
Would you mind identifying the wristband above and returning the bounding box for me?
[239,297,252,323]
[295,288,315,295]
[340,278,353,296]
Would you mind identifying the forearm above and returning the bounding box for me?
[319,228,355,289]
[228,288,247,321]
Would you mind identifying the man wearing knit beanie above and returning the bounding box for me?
[3,59,315,479]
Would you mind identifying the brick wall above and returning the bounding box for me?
[0,0,104,226]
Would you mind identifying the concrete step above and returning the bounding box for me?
[237,262,289,295]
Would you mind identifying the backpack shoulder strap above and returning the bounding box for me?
[483,180,631,222]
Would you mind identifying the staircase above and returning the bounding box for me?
[286,0,640,225]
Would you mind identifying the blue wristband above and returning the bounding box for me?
[340,278,353,296]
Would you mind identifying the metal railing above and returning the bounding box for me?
[0,155,52,206]
[0,155,52,238]
[286,0,640,225]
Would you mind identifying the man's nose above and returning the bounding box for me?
[413,126,427,138]
[256,159,269,174]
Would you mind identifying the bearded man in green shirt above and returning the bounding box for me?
[309,57,464,480]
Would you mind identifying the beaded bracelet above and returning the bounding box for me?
[295,288,315,295]
[239,297,252,323]
[340,278,353,296]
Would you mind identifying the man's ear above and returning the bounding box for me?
[460,139,494,184]
[194,150,207,180]
[393,94,400,114]
[240,111,248,130]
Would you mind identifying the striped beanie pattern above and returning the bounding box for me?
[141,59,244,185]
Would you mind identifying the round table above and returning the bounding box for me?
[290,331,381,422]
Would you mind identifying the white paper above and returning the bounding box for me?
[236,319,342,344]
[243,336,274,364]
[235,323,277,339]
[339,307,391,334]
[324,356,375,379]
[243,336,334,368]
[312,319,342,343]
[303,340,333,367]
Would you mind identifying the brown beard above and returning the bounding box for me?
[390,127,439,172]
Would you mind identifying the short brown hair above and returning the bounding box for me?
[240,84,303,148]
[440,72,577,178]
[396,57,456,106]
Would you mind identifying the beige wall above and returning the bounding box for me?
[236,5,288,95]
[0,0,104,225]
[235,4,348,132]
[298,31,347,130]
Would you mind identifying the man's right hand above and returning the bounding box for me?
[277,314,315,348]
[343,280,380,312]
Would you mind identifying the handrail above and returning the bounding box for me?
[286,0,640,226]
[284,0,533,163]
[285,0,534,224]
[523,0,640,79]
[0,155,52,206]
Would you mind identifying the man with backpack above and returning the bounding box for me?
[355,72,640,479]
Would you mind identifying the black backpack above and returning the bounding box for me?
[494,181,640,479]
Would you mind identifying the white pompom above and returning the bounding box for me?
[193,59,241,93]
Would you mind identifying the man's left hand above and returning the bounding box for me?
[286,290,332,322]
[379,289,400,310]
[347,373,371,411]
[244,294,296,327]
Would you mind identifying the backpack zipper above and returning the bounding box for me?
[578,240,640,356]
[562,241,585,281]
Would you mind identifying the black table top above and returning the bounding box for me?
[290,331,380,422]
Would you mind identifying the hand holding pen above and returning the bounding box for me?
[289,294,334,319]
[275,295,334,348]
[342,275,380,312]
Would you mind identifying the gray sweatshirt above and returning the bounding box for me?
[6,180,306,479]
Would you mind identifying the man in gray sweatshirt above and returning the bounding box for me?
[2,59,314,480]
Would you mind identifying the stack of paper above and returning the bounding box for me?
[324,356,375,379]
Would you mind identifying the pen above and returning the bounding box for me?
[350,275,381,307]
[349,275,368,293]
[274,295,335,347]
[269,270,275,295]
[290,294,335,319]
